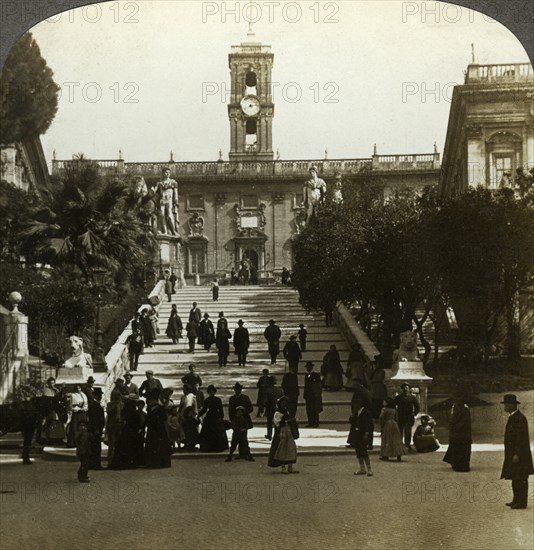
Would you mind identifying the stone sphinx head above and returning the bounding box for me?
[400,330,417,351]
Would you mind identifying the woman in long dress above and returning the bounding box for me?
[379,398,405,461]
[322,345,344,391]
[443,394,472,472]
[145,393,172,468]
[166,305,183,344]
[345,344,369,390]
[198,385,229,452]
[268,396,299,474]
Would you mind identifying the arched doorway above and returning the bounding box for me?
[243,249,259,271]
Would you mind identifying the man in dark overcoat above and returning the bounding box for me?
[87,388,105,470]
[282,370,300,419]
[501,394,534,509]
[394,383,420,449]
[264,319,282,364]
[233,320,250,366]
[264,376,283,440]
[283,335,302,374]
[189,302,202,325]
[304,361,323,428]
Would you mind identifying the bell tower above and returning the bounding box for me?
[228,28,274,162]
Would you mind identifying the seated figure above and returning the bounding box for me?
[413,414,440,453]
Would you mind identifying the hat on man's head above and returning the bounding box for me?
[400,383,411,390]
[219,311,224,316]
[86,377,95,383]
[124,372,132,379]
[204,313,209,318]
[305,361,314,369]
[93,387,103,396]
[146,370,154,375]
[501,394,520,405]
[238,319,244,325]
[233,382,243,390]
[262,368,270,374]
[299,324,304,328]
[207,384,217,393]
[269,319,275,325]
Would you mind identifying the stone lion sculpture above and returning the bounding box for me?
[63,336,93,369]
[392,330,420,374]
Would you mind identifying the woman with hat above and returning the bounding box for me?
[268,395,299,474]
[379,397,405,462]
[443,393,472,472]
[198,385,229,452]
[109,394,142,470]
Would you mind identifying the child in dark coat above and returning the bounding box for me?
[225,406,253,462]
[76,420,93,482]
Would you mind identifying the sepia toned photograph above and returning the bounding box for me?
[0,1,533,548]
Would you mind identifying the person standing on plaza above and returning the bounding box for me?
[166,304,183,345]
[298,323,308,351]
[169,269,177,294]
[282,369,300,419]
[230,267,238,285]
[75,420,93,483]
[264,319,282,365]
[199,313,215,351]
[264,376,283,441]
[233,319,250,366]
[87,387,105,470]
[283,335,302,374]
[394,383,420,450]
[211,279,219,302]
[350,380,373,449]
[443,393,472,472]
[500,394,534,509]
[67,384,89,448]
[225,406,252,462]
[379,398,404,462]
[369,366,388,419]
[227,382,254,460]
[348,398,374,476]
[303,361,323,428]
[189,301,202,326]
[268,396,299,474]
[215,318,232,367]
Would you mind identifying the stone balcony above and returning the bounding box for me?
[51,153,440,179]
[465,63,533,84]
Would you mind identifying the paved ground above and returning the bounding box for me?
[1,450,532,550]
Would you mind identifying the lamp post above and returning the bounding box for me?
[92,267,107,373]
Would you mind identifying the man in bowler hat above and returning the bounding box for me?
[304,361,323,428]
[394,383,420,450]
[501,394,534,509]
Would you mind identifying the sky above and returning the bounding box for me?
[26,0,531,164]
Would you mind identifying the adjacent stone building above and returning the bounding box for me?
[440,62,534,196]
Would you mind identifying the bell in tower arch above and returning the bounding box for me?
[245,67,257,96]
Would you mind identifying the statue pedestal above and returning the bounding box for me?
[56,366,93,385]
[157,234,182,272]
[389,361,433,414]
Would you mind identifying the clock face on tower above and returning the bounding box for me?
[240,95,261,116]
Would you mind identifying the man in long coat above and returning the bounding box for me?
[303,361,323,428]
[283,335,302,374]
[264,319,282,365]
[501,394,534,509]
[189,302,202,325]
[233,319,250,366]
[394,383,420,449]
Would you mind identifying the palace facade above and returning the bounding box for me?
[51,35,440,283]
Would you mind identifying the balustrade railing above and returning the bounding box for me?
[465,63,533,83]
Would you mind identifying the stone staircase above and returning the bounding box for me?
[134,285,354,427]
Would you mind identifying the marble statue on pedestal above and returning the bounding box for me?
[157,168,179,236]
[302,165,326,221]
